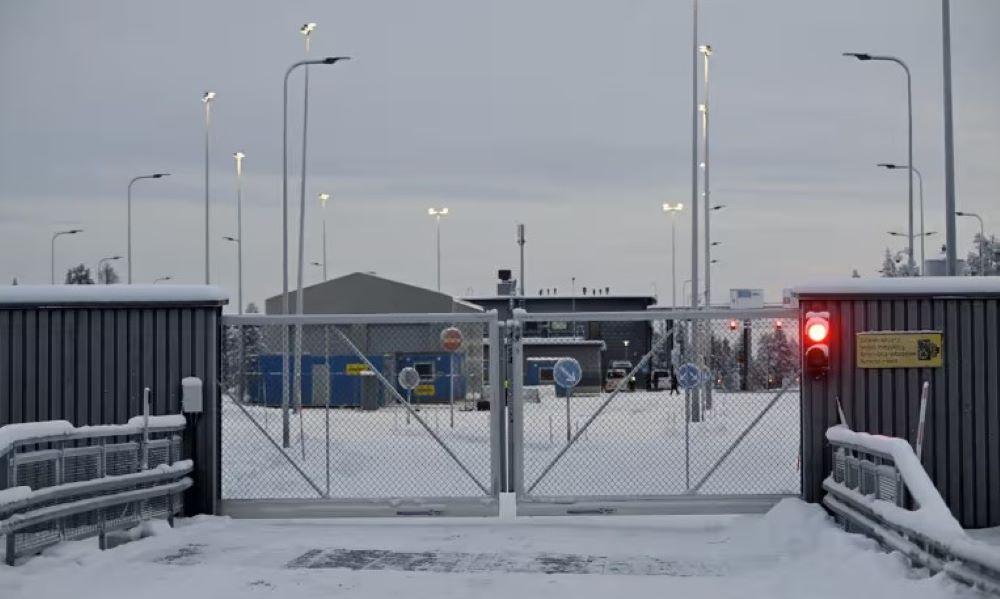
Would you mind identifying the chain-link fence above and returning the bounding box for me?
[512,309,801,503]
[220,313,501,507]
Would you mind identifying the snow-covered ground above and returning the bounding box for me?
[0,500,977,599]
[222,387,800,500]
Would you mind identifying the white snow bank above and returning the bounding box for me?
[0,285,228,305]
[827,425,960,536]
[826,425,1000,574]
[0,486,33,507]
[0,421,74,455]
[0,415,186,455]
[795,276,1000,296]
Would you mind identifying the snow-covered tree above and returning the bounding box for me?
[966,233,999,276]
[880,248,899,277]
[751,327,799,389]
[97,263,120,284]
[223,302,266,401]
[65,264,94,284]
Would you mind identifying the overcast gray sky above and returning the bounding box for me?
[1,0,997,309]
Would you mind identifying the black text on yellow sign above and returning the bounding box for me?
[856,331,943,368]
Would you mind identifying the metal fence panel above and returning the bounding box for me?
[220,312,501,516]
[513,309,801,512]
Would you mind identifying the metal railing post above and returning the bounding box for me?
[510,316,525,498]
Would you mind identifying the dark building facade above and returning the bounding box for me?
[463,295,658,386]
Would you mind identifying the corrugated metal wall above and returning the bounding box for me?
[800,294,1000,528]
[0,303,222,515]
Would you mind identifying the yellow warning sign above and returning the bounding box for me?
[856,331,943,368]
[414,384,436,397]
[345,363,370,375]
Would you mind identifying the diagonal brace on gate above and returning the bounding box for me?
[330,327,491,495]
[227,388,327,497]
[689,377,796,494]
[525,328,676,495]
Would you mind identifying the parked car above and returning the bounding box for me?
[604,368,636,392]
[649,368,671,391]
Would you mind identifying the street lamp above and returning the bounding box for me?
[202,91,215,284]
[51,229,83,284]
[879,163,926,273]
[222,235,242,311]
[233,152,245,314]
[956,211,987,275]
[428,208,449,291]
[844,52,915,273]
[318,192,331,281]
[153,276,172,284]
[96,255,122,284]
[662,202,684,308]
[690,0,700,311]
[127,173,169,284]
[281,55,350,449]
[282,57,350,317]
[295,22,318,320]
[699,43,714,309]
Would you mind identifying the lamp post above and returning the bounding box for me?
[295,23,318,319]
[318,193,330,281]
[428,208,449,291]
[153,276,172,284]
[127,173,169,284]
[222,236,242,311]
[942,0,958,275]
[662,202,684,308]
[96,256,122,284]
[878,163,925,273]
[699,43,713,309]
[51,229,83,284]
[843,52,914,273]
[202,91,215,284]
[690,0,700,311]
[233,152,245,314]
[956,211,986,275]
[281,55,350,449]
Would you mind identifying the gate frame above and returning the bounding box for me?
[219,311,503,518]
[511,307,801,516]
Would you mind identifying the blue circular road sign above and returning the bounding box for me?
[676,363,701,390]
[553,358,583,388]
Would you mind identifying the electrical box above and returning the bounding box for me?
[182,376,203,413]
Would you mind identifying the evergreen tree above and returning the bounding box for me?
[97,263,120,284]
[966,233,999,276]
[880,248,899,277]
[64,264,94,284]
[752,327,798,389]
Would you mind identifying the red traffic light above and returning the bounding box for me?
[804,312,830,343]
[803,311,831,379]
[729,320,739,331]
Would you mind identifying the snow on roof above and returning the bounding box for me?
[522,337,606,346]
[794,277,1000,297]
[0,285,229,306]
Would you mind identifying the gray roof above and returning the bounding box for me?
[264,272,483,315]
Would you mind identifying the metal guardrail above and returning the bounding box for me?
[1,414,190,565]
[824,434,1000,594]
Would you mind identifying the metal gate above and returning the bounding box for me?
[511,308,802,515]
[219,312,502,517]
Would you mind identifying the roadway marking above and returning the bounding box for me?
[285,548,741,576]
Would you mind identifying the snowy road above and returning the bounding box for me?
[0,500,977,599]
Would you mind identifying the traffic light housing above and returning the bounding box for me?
[804,311,830,379]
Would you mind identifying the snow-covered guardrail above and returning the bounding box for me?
[1,414,190,565]
[823,425,1000,593]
